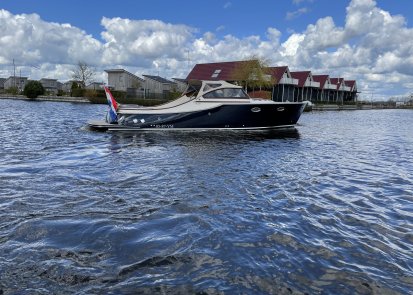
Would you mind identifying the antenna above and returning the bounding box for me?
[187,49,190,72]
[13,59,16,88]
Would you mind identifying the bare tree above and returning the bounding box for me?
[72,61,95,88]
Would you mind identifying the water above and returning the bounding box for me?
[0,99,412,294]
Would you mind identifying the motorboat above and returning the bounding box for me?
[88,80,306,131]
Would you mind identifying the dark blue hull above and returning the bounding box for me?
[118,103,305,130]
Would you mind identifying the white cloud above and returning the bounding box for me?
[286,7,310,20]
[276,0,413,98]
[100,17,194,66]
[223,2,232,9]
[0,9,102,68]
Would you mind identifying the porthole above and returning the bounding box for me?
[251,107,261,113]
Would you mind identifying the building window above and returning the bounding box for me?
[211,69,221,78]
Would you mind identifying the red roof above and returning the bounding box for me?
[345,80,356,91]
[312,75,329,89]
[266,66,289,84]
[290,71,311,87]
[330,78,344,90]
[186,60,254,81]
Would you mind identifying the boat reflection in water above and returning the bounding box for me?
[88,80,306,132]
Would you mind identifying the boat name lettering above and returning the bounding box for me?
[154,124,174,128]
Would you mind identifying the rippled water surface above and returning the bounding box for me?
[1,99,412,294]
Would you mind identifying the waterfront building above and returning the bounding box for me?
[186,60,255,84]
[344,80,358,102]
[40,78,59,95]
[290,71,320,102]
[330,78,352,103]
[187,60,357,104]
[171,78,188,93]
[86,82,105,90]
[62,80,83,93]
[105,69,145,92]
[142,75,177,99]
[312,75,338,102]
[266,66,298,102]
[4,76,28,92]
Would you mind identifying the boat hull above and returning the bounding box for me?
[116,103,305,130]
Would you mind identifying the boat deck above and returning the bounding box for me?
[87,120,123,131]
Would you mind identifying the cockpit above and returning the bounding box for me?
[185,80,250,99]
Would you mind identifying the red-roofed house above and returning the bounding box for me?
[312,75,337,102]
[266,66,298,102]
[186,61,358,103]
[186,60,252,82]
[330,78,352,103]
[344,80,358,101]
[187,61,301,101]
[290,71,320,101]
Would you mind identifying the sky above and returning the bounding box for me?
[1,0,413,100]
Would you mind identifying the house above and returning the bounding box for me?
[312,75,338,102]
[4,76,28,92]
[330,78,351,103]
[62,80,83,93]
[186,60,276,99]
[266,66,298,102]
[186,60,254,82]
[86,82,105,90]
[290,71,320,102]
[40,78,59,95]
[186,60,358,104]
[344,80,358,102]
[142,75,177,98]
[105,69,144,92]
[171,78,188,93]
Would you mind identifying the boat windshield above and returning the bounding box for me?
[203,88,249,99]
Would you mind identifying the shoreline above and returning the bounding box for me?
[0,94,90,103]
[1,95,412,110]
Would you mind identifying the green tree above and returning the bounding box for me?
[231,56,275,91]
[6,86,19,95]
[24,81,45,99]
[71,82,85,97]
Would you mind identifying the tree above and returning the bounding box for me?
[231,56,275,91]
[24,81,45,99]
[72,61,95,88]
[70,81,85,97]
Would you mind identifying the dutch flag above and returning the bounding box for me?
[104,86,118,124]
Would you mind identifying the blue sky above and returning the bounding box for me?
[1,0,413,100]
[1,0,354,40]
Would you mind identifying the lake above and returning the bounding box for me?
[0,99,412,294]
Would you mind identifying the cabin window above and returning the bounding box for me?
[211,69,221,78]
[203,83,221,92]
[203,88,249,99]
